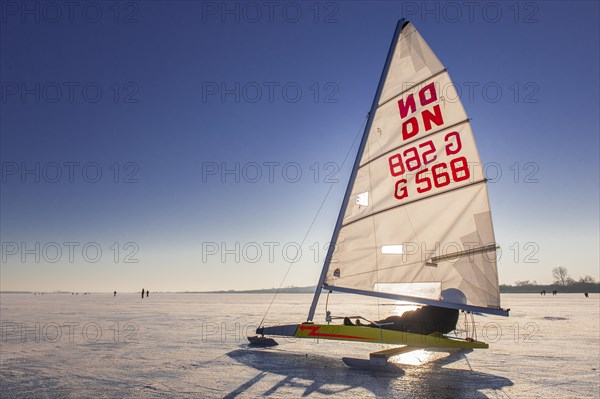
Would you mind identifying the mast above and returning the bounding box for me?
[307,19,407,322]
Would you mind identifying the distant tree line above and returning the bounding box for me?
[500,267,599,293]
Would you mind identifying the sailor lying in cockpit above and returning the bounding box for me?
[343,305,459,335]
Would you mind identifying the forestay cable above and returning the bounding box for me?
[257,116,368,329]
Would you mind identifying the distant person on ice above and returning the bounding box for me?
[146,290,149,298]
[114,291,117,297]
[142,288,145,299]
[344,305,459,335]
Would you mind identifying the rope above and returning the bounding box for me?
[471,312,477,341]
[257,116,369,328]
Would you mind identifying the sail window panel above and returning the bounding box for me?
[374,282,441,300]
[379,23,445,106]
[381,245,404,254]
[356,191,369,206]
[361,71,468,167]
[343,167,373,223]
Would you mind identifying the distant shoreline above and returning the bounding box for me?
[2,284,599,295]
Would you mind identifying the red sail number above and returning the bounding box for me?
[415,156,471,193]
[388,140,438,177]
[389,132,469,201]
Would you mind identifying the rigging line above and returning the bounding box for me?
[257,116,369,328]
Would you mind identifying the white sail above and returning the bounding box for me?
[322,22,503,314]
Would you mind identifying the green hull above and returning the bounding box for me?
[258,323,488,349]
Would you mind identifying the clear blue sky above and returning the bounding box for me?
[1,1,598,292]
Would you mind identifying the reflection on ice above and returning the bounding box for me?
[226,347,512,398]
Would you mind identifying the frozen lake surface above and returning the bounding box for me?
[1,293,598,398]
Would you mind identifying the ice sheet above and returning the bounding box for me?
[1,293,598,398]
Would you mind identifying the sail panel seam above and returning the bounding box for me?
[359,118,470,168]
[342,178,487,229]
[377,68,447,107]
